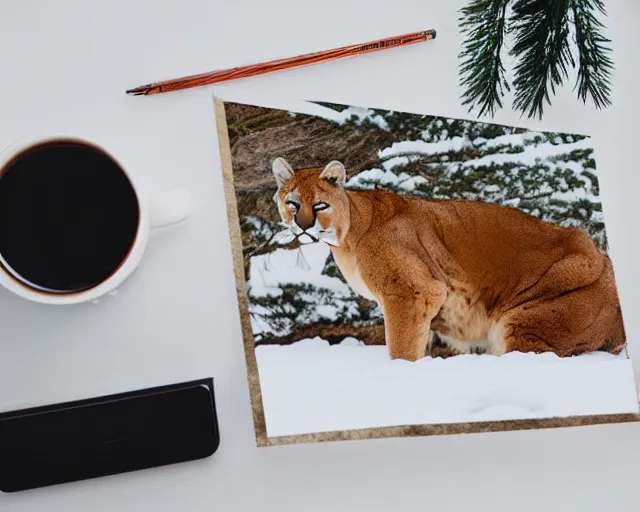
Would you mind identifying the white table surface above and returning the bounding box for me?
[1,1,639,510]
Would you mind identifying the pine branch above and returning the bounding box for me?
[458,0,511,117]
[458,0,614,119]
[570,0,614,109]
[510,0,574,119]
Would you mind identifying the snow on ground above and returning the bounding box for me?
[256,338,639,437]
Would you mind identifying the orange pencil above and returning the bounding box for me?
[126,29,436,96]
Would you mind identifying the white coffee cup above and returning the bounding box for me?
[0,133,193,305]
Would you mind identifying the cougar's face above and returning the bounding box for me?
[271,158,350,246]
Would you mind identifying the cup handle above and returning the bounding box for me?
[149,188,194,229]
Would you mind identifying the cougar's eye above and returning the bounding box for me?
[285,200,300,210]
[313,202,330,211]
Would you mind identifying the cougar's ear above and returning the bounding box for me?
[272,157,295,188]
[319,160,346,187]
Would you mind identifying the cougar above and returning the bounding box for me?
[271,157,626,362]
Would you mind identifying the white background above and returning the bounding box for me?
[0,1,638,510]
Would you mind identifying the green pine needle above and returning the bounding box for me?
[458,0,512,118]
[571,0,614,109]
[458,0,614,119]
[510,0,574,119]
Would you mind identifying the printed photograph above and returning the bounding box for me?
[214,97,640,446]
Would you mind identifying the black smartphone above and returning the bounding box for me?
[0,378,220,492]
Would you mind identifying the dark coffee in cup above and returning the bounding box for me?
[0,140,140,294]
